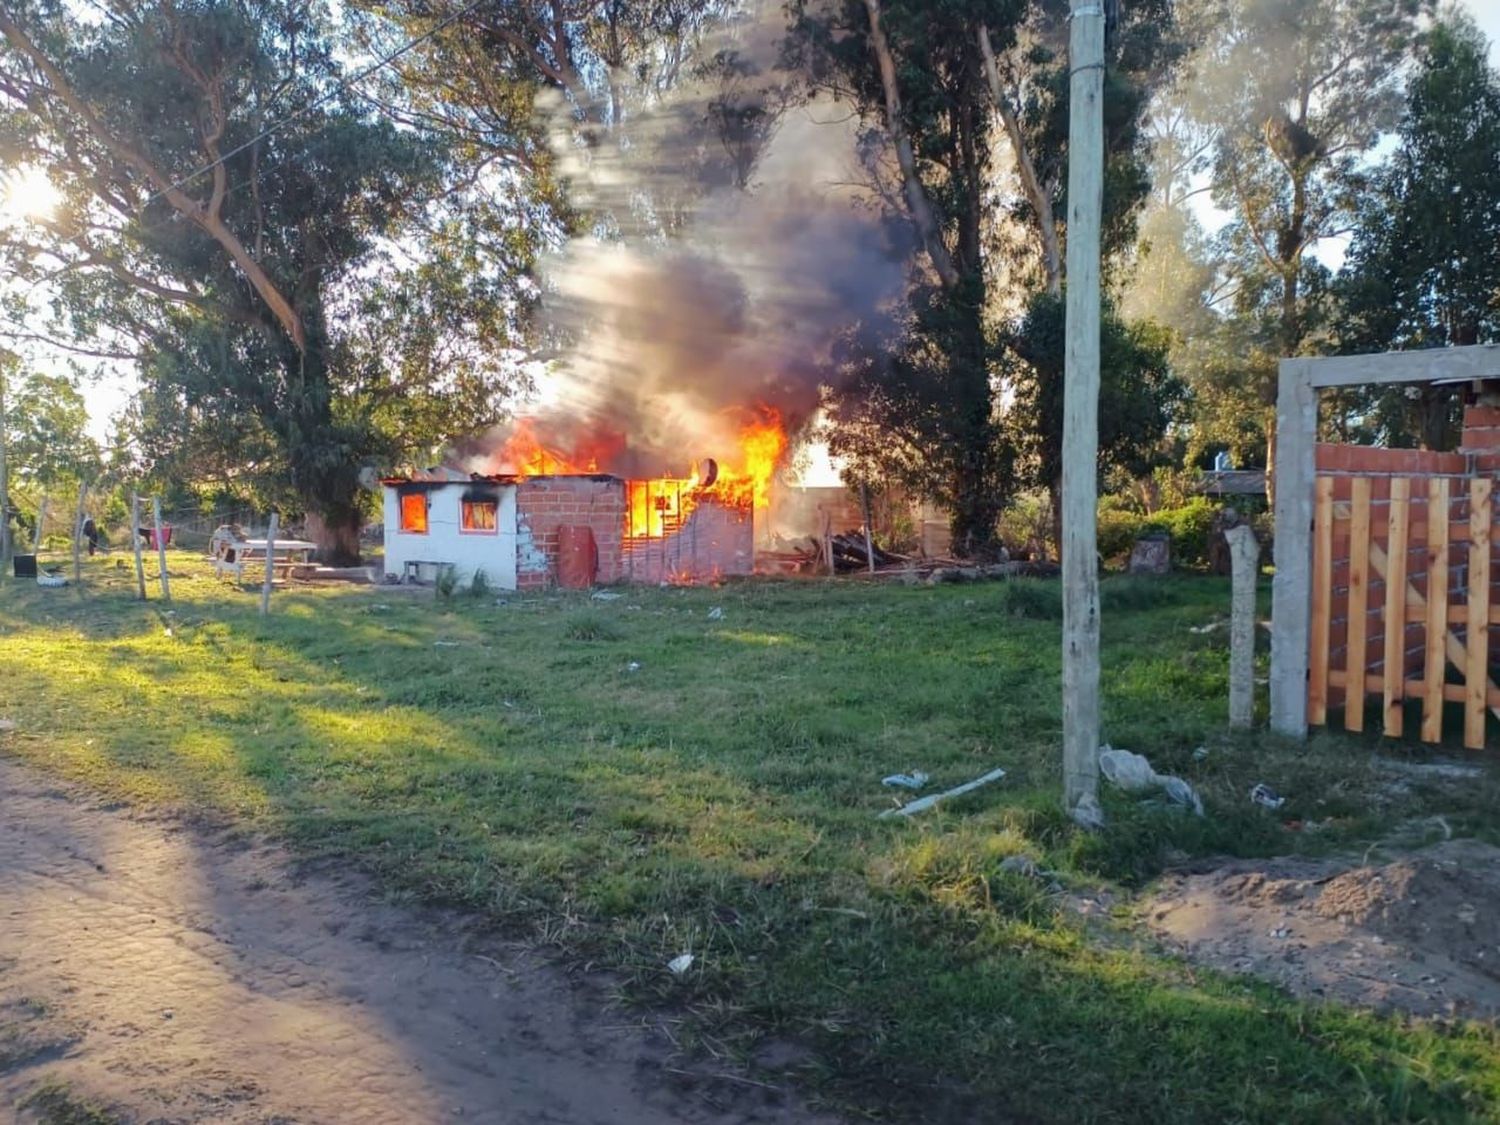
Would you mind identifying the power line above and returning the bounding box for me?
[146,0,486,209]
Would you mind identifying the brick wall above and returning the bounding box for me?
[514,476,626,590]
[512,475,754,588]
[1316,420,1499,713]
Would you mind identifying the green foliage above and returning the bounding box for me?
[0,3,524,559]
[562,610,624,641]
[468,568,491,599]
[1003,291,1186,534]
[995,579,1062,619]
[434,566,458,599]
[1155,0,1426,465]
[1097,497,1221,569]
[1,363,99,491]
[1334,12,1500,447]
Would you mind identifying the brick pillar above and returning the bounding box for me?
[1460,405,1500,456]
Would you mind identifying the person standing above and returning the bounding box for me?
[81,515,99,557]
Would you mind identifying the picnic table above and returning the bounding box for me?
[212,534,318,583]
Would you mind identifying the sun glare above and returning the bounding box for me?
[1,165,61,222]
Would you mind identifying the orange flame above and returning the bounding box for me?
[495,407,788,540]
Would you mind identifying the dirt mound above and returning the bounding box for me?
[1145,839,1500,1019]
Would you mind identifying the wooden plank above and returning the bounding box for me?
[1467,478,1492,750]
[1308,475,1335,726]
[1406,605,1500,625]
[1330,670,1500,709]
[1270,362,1319,736]
[1423,477,1451,743]
[1345,477,1372,731]
[1365,530,1500,724]
[1383,478,1410,738]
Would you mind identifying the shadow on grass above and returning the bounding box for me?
[2,561,1499,1121]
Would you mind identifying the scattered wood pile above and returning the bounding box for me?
[757,529,1061,584]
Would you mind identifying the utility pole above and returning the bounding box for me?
[1061,0,1105,826]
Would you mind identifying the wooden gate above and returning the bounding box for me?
[1309,473,1497,749]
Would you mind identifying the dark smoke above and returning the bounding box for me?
[468,7,912,478]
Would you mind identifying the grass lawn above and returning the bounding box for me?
[3,557,1500,1122]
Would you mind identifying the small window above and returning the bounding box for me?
[461,499,499,534]
[399,491,428,533]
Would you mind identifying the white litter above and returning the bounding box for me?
[626,661,642,672]
[591,590,623,601]
[879,767,1006,818]
[707,606,724,620]
[881,771,929,790]
[1099,747,1203,816]
[1249,782,1285,810]
[667,953,694,976]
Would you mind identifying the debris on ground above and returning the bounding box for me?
[667,953,694,976]
[1187,621,1222,634]
[1249,782,1285,810]
[625,661,641,673]
[590,590,623,601]
[1099,747,1204,816]
[879,767,1006,819]
[707,606,724,620]
[881,771,929,791]
[0,720,15,734]
[1145,839,1500,1018]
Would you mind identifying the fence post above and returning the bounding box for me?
[152,496,171,602]
[260,511,278,616]
[131,492,147,600]
[1227,523,1259,729]
[861,482,876,575]
[71,481,88,584]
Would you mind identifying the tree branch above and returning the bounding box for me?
[862,0,959,289]
[979,24,1060,295]
[0,9,307,351]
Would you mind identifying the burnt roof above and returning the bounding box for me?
[380,469,624,486]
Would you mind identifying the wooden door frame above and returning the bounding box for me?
[1269,344,1500,737]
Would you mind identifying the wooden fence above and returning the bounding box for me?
[1310,472,1497,749]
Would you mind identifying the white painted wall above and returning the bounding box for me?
[381,483,518,590]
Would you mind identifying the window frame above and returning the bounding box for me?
[459,497,500,535]
[397,490,429,535]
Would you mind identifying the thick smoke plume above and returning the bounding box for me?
[468,8,911,479]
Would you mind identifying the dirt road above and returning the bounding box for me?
[0,756,836,1124]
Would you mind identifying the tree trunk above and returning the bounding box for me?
[978,25,1061,294]
[947,290,1003,558]
[304,506,362,566]
[0,365,9,578]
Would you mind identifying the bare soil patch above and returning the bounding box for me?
[0,757,838,1124]
[1144,838,1500,1019]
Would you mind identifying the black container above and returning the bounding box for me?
[13,554,37,578]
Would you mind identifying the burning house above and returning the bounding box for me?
[380,411,784,589]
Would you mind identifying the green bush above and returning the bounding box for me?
[1096,507,1141,563]
[1094,496,1224,570]
[1141,497,1218,569]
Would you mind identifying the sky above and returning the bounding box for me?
[20,0,1500,443]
